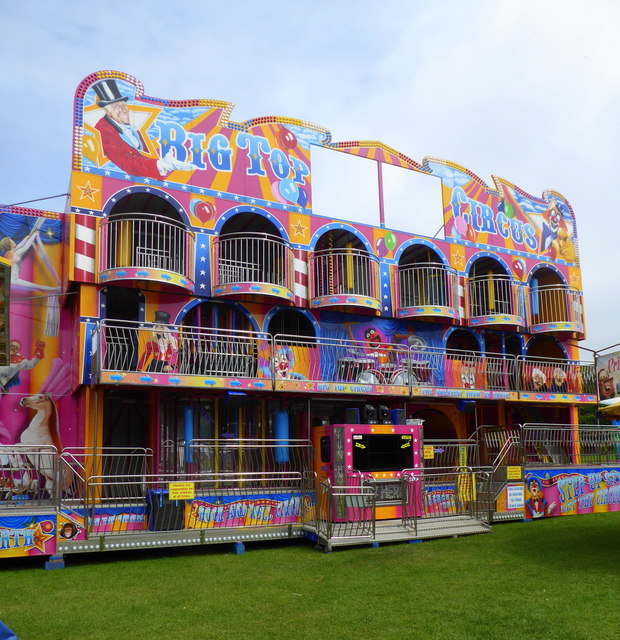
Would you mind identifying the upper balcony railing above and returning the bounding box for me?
[529,284,583,334]
[92,321,596,400]
[396,263,459,321]
[212,232,294,302]
[98,214,195,289]
[517,355,596,396]
[309,248,381,311]
[467,274,525,328]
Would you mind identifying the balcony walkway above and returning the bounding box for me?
[92,321,596,401]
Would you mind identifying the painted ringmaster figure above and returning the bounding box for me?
[92,78,195,180]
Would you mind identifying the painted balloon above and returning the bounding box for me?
[279,178,299,204]
[279,127,297,149]
[192,199,216,223]
[512,258,525,280]
[454,216,468,236]
[385,232,397,251]
[376,237,388,258]
[466,224,476,243]
[505,202,516,219]
[271,181,286,204]
[451,225,461,241]
[297,187,308,207]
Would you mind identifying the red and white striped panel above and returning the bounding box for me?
[74,214,96,282]
[293,249,308,306]
[458,275,466,323]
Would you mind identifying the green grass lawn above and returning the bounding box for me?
[1,512,619,640]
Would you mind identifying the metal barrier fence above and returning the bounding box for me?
[522,424,620,466]
[213,232,294,289]
[401,468,492,533]
[396,263,458,310]
[310,248,380,300]
[476,425,523,468]
[99,214,194,279]
[0,444,60,507]
[422,440,480,470]
[315,478,376,546]
[81,471,310,536]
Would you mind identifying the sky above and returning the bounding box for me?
[1,0,618,357]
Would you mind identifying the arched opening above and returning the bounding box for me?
[267,309,317,381]
[414,409,458,440]
[445,329,483,390]
[468,256,514,318]
[177,301,257,377]
[525,336,565,360]
[101,193,192,279]
[446,329,480,354]
[529,267,576,326]
[397,244,455,310]
[215,213,291,290]
[267,309,315,340]
[522,336,571,394]
[312,229,378,301]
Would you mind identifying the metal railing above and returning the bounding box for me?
[401,468,492,533]
[177,326,268,378]
[164,438,313,479]
[81,470,310,536]
[468,274,524,319]
[99,214,194,280]
[315,478,376,546]
[422,440,480,470]
[530,284,583,327]
[213,232,294,289]
[93,321,596,396]
[523,423,620,466]
[310,248,380,300]
[517,356,596,395]
[0,444,60,507]
[397,262,458,311]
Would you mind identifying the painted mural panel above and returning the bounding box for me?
[596,349,620,401]
[524,468,620,519]
[0,209,80,508]
[431,160,578,264]
[77,73,313,215]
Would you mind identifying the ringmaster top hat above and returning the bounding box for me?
[154,310,171,325]
[92,79,129,107]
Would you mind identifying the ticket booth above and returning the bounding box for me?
[312,421,423,520]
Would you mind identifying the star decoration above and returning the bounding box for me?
[292,220,307,236]
[32,523,54,552]
[77,181,99,201]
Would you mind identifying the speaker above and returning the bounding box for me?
[345,408,360,424]
[362,404,377,424]
[378,405,392,424]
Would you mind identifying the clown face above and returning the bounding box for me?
[273,351,290,379]
[460,365,476,389]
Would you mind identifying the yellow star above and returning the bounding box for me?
[292,220,307,236]
[453,253,465,268]
[77,180,99,201]
[32,522,54,552]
